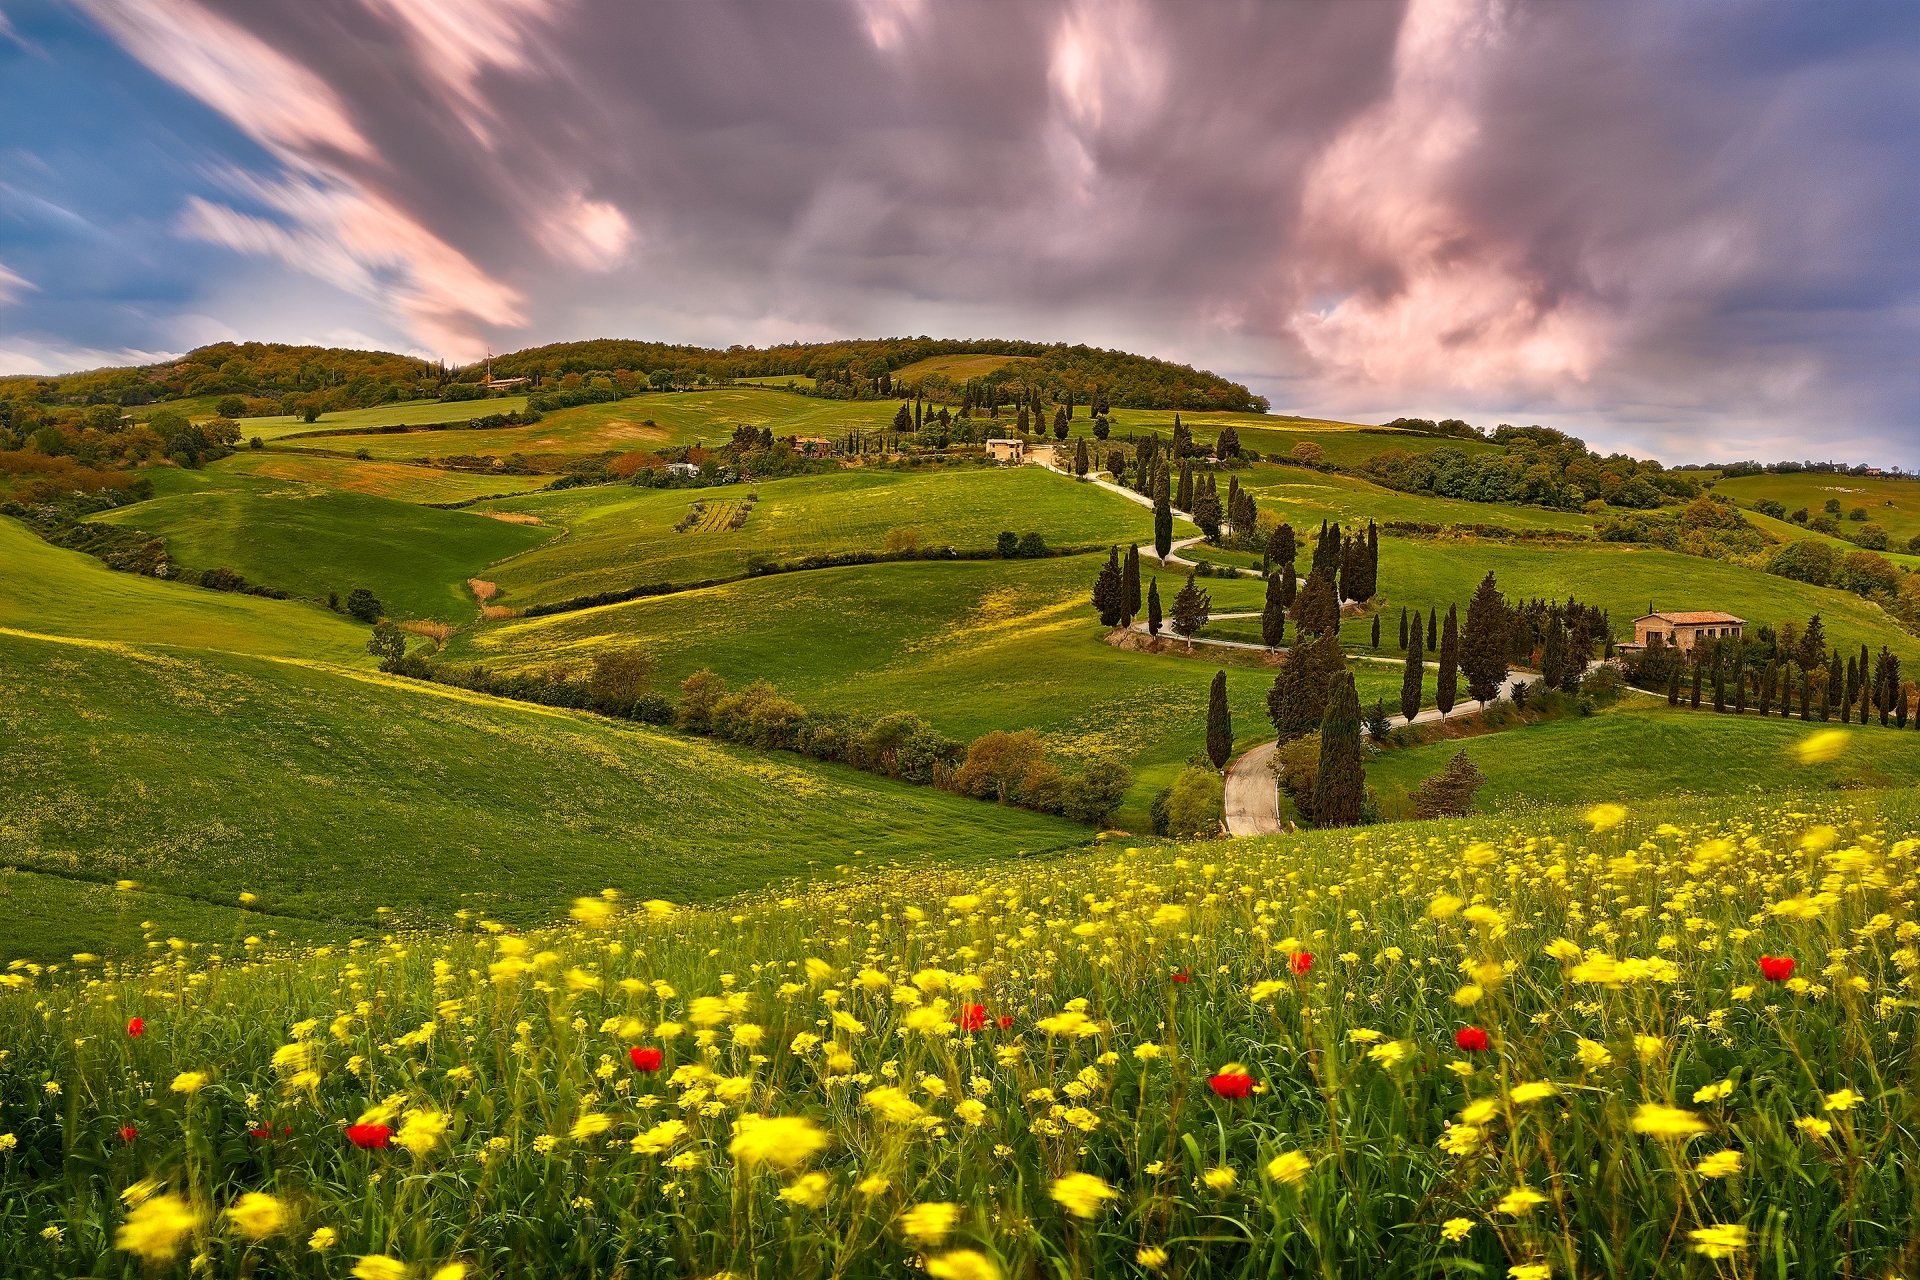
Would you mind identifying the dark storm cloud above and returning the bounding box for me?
[27,0,1920,462]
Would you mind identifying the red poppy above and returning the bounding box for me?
[1207,1070,1255,1099]
[956,1004,987,1032]
[1759,955,1796,982]
[1290,952,1314,976]
[1454,1026,1490,1052]
[628,1046,664,1072]
[248,1125,274,1140]
[119,1125,138,1144]
[995,1014,1014,1030]
[126,1017,145,1038]
[345,1123,391,1149]
[1171,970,1192,984]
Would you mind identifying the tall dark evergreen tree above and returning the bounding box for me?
[1428,607,1439,652]
[1314,671,1365,828]
[1268,631,1347,742]
[1842,656,1857,724]
[1073,437,1090,476]
[1800,669,1813,721]
[1092,547,1123,628]
[1400,624,1426,722]
[1732,654,1747,715]
[1690,660,1703,710]
[1267,522,1296,581]
[1541,615,1569,692]
[1206,670,1233,771]
[1667,666,1682,706]
[1170,573,1211,651]
[1827,656,1843,722]
[1147,578,1163,638]
[1461,573,1509,703]
[1797,615,1826,679]
[1292,565,1341,638]
[1437,606,1460,716]
[1177,461,1195,513]
[1152,462,1173,562]
[1261,572,1288,650]
[1121,545,1142,625]
[1398,607,1410,651]
[1370,613,1381,650]
[1758,660,1776,716]
[1192,474,1222,542]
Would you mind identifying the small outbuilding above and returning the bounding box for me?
[1622,610,1745,654]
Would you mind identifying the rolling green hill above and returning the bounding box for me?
[93,479,555,621]
[1711,471,1920,544]
[0,627,1086,962]
[481,467,1167,608]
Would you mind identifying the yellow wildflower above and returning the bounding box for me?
[1688,1224,1749,1259]
[729,1115,830,1171]
[224,1192,288,1240]
[1050,1171,1119,1218]
[900,1201,960,1243]
[926,1250,1001,1280]
[116,1194,198,1263]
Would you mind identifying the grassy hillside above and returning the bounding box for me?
[893,353,1038,382]
[242,394,533,439]
[1366,698,1920,813]
[93,481,554,622]
[5,791,1915,1277]
[212,451,558,502]
[0,516,367,662]
[455,554,1400,824]
[0,628,1086,961]
[1711,471,1920,543]
[1238,464,1597,533]
[483,468,1168,607]
[1345,535,1920,662]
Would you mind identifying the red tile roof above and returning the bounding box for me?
[1641,611,1744,625]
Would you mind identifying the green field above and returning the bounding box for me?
[1367,699,1920,814]
[454,553,1400,825]
[893,352,1038,382]
[243,393,533,439]
[733,373,818,390]
[483,467,1172,607]
[1339,534,1920,662]
[211,450,559,503]
[284,387,904,464]
[0,627,1086,962]
[1712,470,1920,543]
[94,480,554,621]
[0,516,366,663]
[1238,463,1597,533]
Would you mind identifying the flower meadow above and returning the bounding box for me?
[5,796,1920,1278]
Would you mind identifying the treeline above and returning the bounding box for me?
[1623,614,1917,729]
[2,342,443,418]
[1362,426,1701,511]
[373,654,1131,826]
[478,336,1266,412]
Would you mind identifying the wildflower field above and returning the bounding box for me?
[6,792,1919,1278]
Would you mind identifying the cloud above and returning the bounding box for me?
[43,0,1920,462]
[0,260,36,304]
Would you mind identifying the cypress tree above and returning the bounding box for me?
[1690,660,1703,710]
[1261,572,1287,650]
[1092,547,1123,628]
[1428,607,1439,651]
[1758,660,1775,716]
[1667,666,1681,706]
[1170,573,1211,651]
[1152,463,1172,562]
[1861,655,1874,724]
[1827,657,1843,721]
[1461,573,1509,704]
[1370,613,1381,650]
[1121,545,1142,625]
[1314,671,1365,828]
[1147,578,1162,638]
[1437,605,1460,716]
[1400,624,1425,722]
[1398,606,1409,651]
[1841,657,1856,724]
[1268,522,1295,581]
[1268,632,1347,742]
[1292,566,1340,637]
[1800,669,1813,721]
[1798,614,1826,673]
[1177,461,1194,513]
[1192,474,1222,542]
[1542,615,1568,692]
[1206,670,1232,771]
[1073,436,1089,476]
[1364,521,1379,601]
[1732,655,1747,715]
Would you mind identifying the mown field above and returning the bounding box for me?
[892,353,1038,382]
[211,451,558,503]
[1366,698,1920,815]
[242,394,533,439]
[482,467,1170,607]
[94,480,554,622]
[4,789,1915,1278]
[1237,464,1597,533]
[0,627,1086,963]
[453,554,1400,825]
[1711,471,1920,543]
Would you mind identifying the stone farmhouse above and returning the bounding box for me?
[1621,610,1745,655]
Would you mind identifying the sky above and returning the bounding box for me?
[2,0,1918,467]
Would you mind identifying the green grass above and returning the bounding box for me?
[1341,535,1920,663]
[482,467,1169,607]
[244,394,533,439]
[1712,471,1920,544]
[0,516,367,663]
[286,388,903,463]
[210,451,559,503]
[0,627,1087,961]
[1066,411,1502,471]
[734,374,818,390]
[892,353,1039,382]
[453,554,1400,826]
[1366,698,1920,814]
[1237,463,1597,533]
[94,481,554,622]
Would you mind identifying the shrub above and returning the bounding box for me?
[1838,549,1900,598]
[343,587,383,623]
[1408,750,1486,818]
[1853,523,1890,551]
[1766,539,1837,586]
[1164,764,1224,837]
